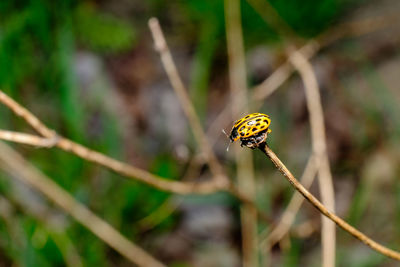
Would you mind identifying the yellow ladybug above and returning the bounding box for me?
[229,113,272,149]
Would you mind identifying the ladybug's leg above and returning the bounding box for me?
[255,132,267,146]
[247,137,256,149]
[240,139,245,147]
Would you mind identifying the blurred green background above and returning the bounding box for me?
[1,0,400,266]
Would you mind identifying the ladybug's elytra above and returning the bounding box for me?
[229,113,272,149]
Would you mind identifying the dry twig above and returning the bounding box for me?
[289,50,336,267]
[0,92,56,138]
[0,90,220,195]
[0,130,59,147]
[148,18,229,189]
[256,10,400,257]
[260,155,318,249]
[258,143,400,262]
[224,0,258,266]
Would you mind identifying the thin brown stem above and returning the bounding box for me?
[224,0,258,266]
[55,137,219,194]
[260,155,318,250]
[258,143,400,262]
[0,91,56,138]
[289,50,336,267]
[0,90,220,195]
[0,141,166,267]
[0,130,59,147]
[148,18,229,188]
[256,10,399,258]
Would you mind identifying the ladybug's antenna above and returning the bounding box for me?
[226,142,231,152]
[222,129,231,152]
[222,129,229,138]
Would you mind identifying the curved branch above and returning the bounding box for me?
[148,18,229,188]
[258,143,400,262]
[289,48,336,267]
[260,155,318,249]
[0,90,221,195]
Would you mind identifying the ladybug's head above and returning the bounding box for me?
[229,128,240,142]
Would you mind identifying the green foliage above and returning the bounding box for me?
[73,3,136,53]
[283,238,301,267]
[347,178,370,226]
[270,0,350,37]
[0,0,135,94]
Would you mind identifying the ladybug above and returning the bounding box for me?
[228,113,272,149]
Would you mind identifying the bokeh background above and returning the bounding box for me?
[1,0,400,266]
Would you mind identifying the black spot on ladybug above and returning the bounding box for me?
[256,123,260,126]
[256,119,261,122]
[245,115,250,119]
